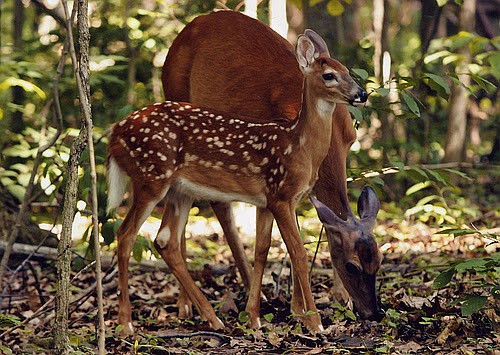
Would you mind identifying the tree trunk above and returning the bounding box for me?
[373,0,395,162]
[11,0,26,134]
[269,0,288,38]
[53,1,89,353]
[244,0,257,19]
[443,0,476,163]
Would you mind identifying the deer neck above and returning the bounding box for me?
[291,79,336,169]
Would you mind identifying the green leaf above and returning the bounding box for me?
[371,176,385,186]
[326,0,345,16]
[436,0,448,6]
[432,268,455,289]
[0,345,12,354]
[0,78,46,100]
[375,87,390,97]
[2,145,35,158]
[345,309,357,321]
[400,92,420,116]
[406,181,432,196]
[424,73,451,95]
[351,68,369,81]
[348,106,364,122]
[263,313,274,322]
[6,184,26,201]
[454,258,488,272]
[424,50,452,64]
[443,168,472,181]
[238,311,250,324]
[426,169,447,184]
[488,52,500,80]
[461,295,487,316]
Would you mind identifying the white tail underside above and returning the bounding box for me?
[106,157,129,214]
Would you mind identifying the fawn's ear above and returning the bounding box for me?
[304,29,330,57]
[296,35,316,70]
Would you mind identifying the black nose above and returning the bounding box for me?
[353,90,368,104]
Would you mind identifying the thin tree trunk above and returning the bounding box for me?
[54,2,87,353]
[124,0,137,105]
[244,0,257,18]
[443,0,476,163]
[11,0,26,134]
[269,0,288,38]
[373,0,394,162]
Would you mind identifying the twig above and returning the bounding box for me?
[0,266,118,338]
[0,211,60,307]
[26,261,46,306]
[0,89,63,288]
[309,226,325,283]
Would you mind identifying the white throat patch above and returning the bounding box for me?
[316,99,336,119]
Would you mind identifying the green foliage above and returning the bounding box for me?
[381,308,408,331]
[432,254,500,316]
[329,303,357,322]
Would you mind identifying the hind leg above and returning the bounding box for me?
[154,191,224,329]
[117,186,168,335]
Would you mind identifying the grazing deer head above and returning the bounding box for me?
[310,186,383,321]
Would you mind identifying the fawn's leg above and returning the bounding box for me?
[176,229,193,319]
[211,201,252,290]
[270,201,323,332]
[245,207,273,329]
[154,191,224,330]
[117,187,166,335]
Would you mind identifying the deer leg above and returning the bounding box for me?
[117,193,164,335]
[154,191,224,330]
[211,201,252,290]
[245,207,273,329]
[271,201,323,332]
[176,230,193,319]
[291,266,306,316]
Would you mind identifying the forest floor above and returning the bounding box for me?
[0,203,498,354]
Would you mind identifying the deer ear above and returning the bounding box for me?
[309,195,345,226]
[304,29,330,57]
[357,186,380,223]
[296,35,316,69]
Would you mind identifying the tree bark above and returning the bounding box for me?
[443,0,476,163]
[53,2,88,353]
[11,0,26,134]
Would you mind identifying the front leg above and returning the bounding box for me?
[270,201,323,332]
[245,207,273,329]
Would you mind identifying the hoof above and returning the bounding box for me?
[120,321,134,336]
[209,316,225,330]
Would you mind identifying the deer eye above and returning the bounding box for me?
[322,73,336,81]
[345,262,361,276]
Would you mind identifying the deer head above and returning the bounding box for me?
[310,185,383,321]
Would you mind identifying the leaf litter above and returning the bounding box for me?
[0,209,498,354]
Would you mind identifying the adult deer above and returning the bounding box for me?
[161,10,383,325]
[107,30,368,333]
